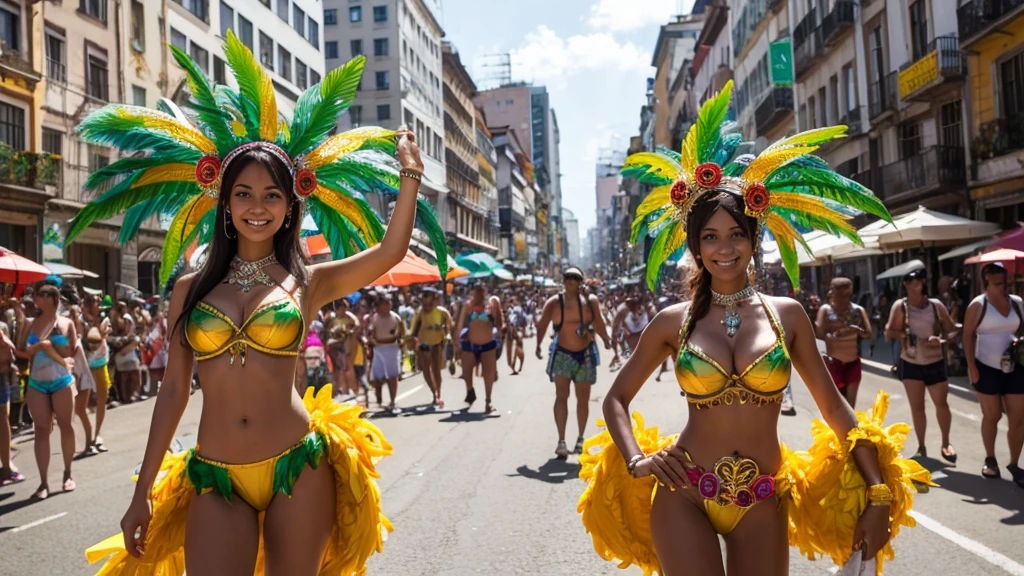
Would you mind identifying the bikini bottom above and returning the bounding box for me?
[186,432,325,512]
[677,449,779,535]
[461,338,499,362]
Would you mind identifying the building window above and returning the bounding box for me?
[276,0,288,22]
[899,121,921,158]
[219,2,233,38]
[0,102,26,150]
[829,75,839,124]
[174,0,207,22]
[79,0,107,23]
[350,105,362,127]
[350,39,363,57]
[238,15,253,51]
[213,55,226,84]
[373,5,387,22]
[86,51,109,101]
[292,5,304,36]
[375,70,389,90]
[869,26,884,84]
[940,100,962,147]
[310,69,320,85]
[807,96,816,128]
[278,47,291,82]
[190,42,209,74]
[89,145,109,172]
[45,28,66,83]
[296,60,307,90]
[42,128,63,156]
[909,0,928,61]
[845,65,856,112]
[377,104,391,121]
[132,85,146,106]
[325,41,338,59]
[170,27,186,52]
[259,32,274,69]
[324,8,337,24]
[1001,52,1024,117]
[308,19,318,47]
[349,6,361,22]
[374,38,388,56]
[130,0,145,52]
[0,5,19,51]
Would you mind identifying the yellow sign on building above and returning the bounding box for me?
[898,51,939,99]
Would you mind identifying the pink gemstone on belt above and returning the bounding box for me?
[698,472,720,499]
[751,475,776,501]
[734,488,755,508]
[686,468,701,487]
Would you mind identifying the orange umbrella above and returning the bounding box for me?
[371,251,441,286]
[407,252,471,279]
[305,234,331,257]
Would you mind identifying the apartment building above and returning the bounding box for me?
[732,0,795,146]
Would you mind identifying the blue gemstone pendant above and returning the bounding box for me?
[722,309,741,338]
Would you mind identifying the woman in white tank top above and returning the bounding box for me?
[961,263,1024,486]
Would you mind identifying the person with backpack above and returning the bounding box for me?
[535,267,612,459]
[961,262,1024,486]
[885,267,958,462]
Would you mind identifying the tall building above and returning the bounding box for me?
[475,109,501,252]
[490,126,529,260]
[562,208,580,266]
[442,41,496,254]
[325,0,448,224]
[731,0,795,147]
[651,13,703,148]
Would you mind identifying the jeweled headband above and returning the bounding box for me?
[624,80,895,290]
[197,140,320,201]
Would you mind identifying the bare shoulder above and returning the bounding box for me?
[652,302,688,330]
[767,296,810,323]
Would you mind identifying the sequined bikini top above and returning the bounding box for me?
[675,293,791,409]
[185,294,303,365]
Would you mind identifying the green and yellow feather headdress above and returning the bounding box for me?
[68,30,448,285]
[625,80,893,290]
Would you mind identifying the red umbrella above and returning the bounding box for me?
[0,246,51,284]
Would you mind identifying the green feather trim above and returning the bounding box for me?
[722,153,754,177]
[765,167,892,223]
[272,433,326,498]
[696,80,733,164]
[119,188,193,244]
[288,56,365,157]
[159,204,213,285]
[185,449,233,502]
[415,197,450,280]
[84,152,201,190]
[169,45,236,155]
[645,221,677,291]
[316,153,402,195]
[775,235,800,290]
[309,195,359,258]
[620,165,675,187]
[656,145,682,164]
[631,208,664,244]
[222,30,267,141]
[771,207,863,246]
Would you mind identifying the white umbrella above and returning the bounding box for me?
[761,231,827,266]
[865,206,1000,249]
[44,262,100,278]
[876,259,925,280]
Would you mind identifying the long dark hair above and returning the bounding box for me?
[680,191,759,344]
[173,149,309,342]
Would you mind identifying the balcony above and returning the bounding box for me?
[878,146,966,202]
[839,106,864,136]
[958,0,1024,47]
[971,113,1024,183]
[821,1,856,46]
[793,10,824,80]
[0,41,43,88]
[897,36,964,102]
[0,144,61,192]
[869,71,899,120]
[755,87,794,134]
[732,0,768,59]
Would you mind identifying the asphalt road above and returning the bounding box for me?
[3,337,1024,575]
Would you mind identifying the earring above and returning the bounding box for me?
[224,211,236,239]
[285,211,292,228]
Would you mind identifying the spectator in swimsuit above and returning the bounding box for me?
[411,288,451,408]
[816,277,872,408]
[0,317,25,486]
[369,295,405,414]
[455,284,503,414]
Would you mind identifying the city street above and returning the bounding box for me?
[3,338,1024,575]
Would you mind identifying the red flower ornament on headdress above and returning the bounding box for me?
[295,169,318,198]
[695,162,722,188]
[744,183,770,216]
[196,155,221,187]
[670,179,689,206]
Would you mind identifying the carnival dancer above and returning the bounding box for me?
[411,288,451,409]
[578,81,931,575]
[80,34,449,575]
[455,284,504,414]
[536,267,612,458]
[961,263,1024,485]
[14,284,78,498]
[885,267,958,462]
[816,277,872,408]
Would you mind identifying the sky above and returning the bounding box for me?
[438,0,694,234]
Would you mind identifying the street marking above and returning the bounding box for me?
[394,384,426,403]
[909,510,1024,575]
[12,512,67,533]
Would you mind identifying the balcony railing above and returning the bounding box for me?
[958,0,1024,44]
[972,113,1024,161]
[755,87,794,134]
[869,71,899,119]
[0,143,61,190]
[897,36,963,101]
[794,28,823,78]
[839,106,863,136]
[0,41,42,84]
[821,0,856,46]
[732,0,768,58]
[879,146,966,199]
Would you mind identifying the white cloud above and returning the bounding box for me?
[511,26,651,86]
[586,0,692,32]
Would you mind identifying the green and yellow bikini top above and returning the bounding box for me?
[185,292,304,366]
[675,292,791,409]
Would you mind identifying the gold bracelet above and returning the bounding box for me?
[867,483,893,506]
[399,168,422,181]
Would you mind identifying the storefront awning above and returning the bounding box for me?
[937,238,995,261]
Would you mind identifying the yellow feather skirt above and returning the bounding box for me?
[578,391,934,576]
[84,385,393,576]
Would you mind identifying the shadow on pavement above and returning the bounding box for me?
[508,458,581,484]
[0,488,71,522]
[437,409,501,423]
[918,457,1024,525]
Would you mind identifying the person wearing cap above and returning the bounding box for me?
[961,262,1024,486]
[536,266,613,458]
[411,288,451,408]
[885,267,958,462]
[816,277,872,408]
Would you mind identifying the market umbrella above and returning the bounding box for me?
[371,251,440,287]
[964,248,1024,265]
[0,246,51,285]
[456,252,513,280]
[44,262,100,279]
[876,259,925,281]
[407,252,470,280]
[864,206,1000,249]
[305,234,331,257]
